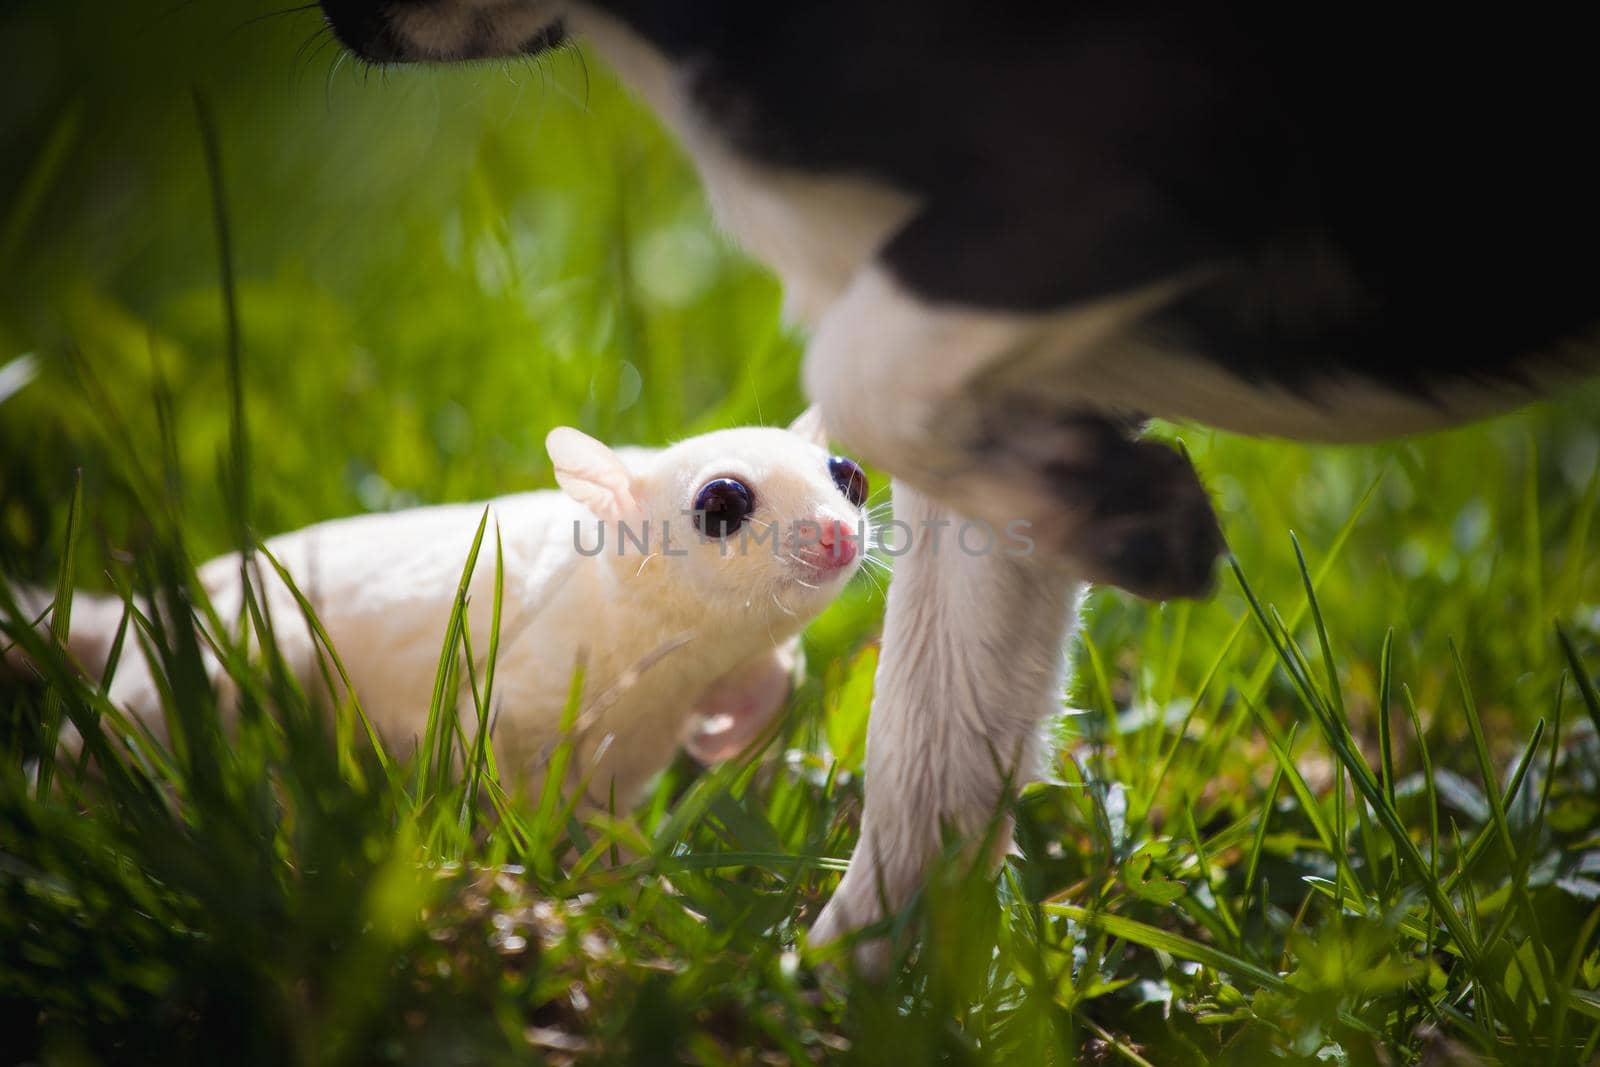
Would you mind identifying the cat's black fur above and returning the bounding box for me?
[324,2,1598,399]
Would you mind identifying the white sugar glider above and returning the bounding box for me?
[36,409,869,804]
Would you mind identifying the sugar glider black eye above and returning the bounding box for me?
[693,478,755,538]
[829,456,868,508]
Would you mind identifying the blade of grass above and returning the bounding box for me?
[1375,627,1401,898]
[258,546,404,798]
[1300,878,1463,957]
[1448,642,1557,1002]
[418,506,491,800]
[1236,472,1384,708]
[1232,557,1480,966]
[1450,641,1519,870]
[1400,684,1440,974]
[0,100,82,267]
[193,91,251,563]
[1047,902,1380,1039]
[1182,799,1240,946]
[1558,462,1600,609]
[1522,433,1544,664]
[1556,624,1600,741]
[1441,718,1543,894]
[529,657,586,875]
[72,589,135,787]
[1242,695,1364,898]
[1148,600,1190,771]
[1289,533,1345,724]
[1127,476,1383,846]
[36,469,84,799]
[462,520,506,827]
[1243,726,1292,896]
[1553,904,1600,1051]
[1377,628,1396,807]
[1079,630,1121,761]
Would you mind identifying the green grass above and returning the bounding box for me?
[4,1,1600,1063]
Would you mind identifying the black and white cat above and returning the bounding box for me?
[315,0,1599,967]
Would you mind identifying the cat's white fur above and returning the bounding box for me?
[79,413,862,805]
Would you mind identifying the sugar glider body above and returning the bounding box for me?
[87,414,867,803]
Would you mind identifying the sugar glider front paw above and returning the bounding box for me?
[683,639,804,764]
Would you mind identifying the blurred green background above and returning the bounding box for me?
[1,0,800,555]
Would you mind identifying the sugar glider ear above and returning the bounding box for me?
[787,405,829,448]
[546,427,637,520]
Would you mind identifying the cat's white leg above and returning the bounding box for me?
[809,482,1083,971]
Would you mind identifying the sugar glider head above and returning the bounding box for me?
[546,410,868,624]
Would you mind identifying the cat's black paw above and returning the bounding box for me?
[961,405,1226,599]
[1056,435,1226,600]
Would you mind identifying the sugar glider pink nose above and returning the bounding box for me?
[807,517,858,569]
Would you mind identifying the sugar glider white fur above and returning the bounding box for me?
[42,410,868,805]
